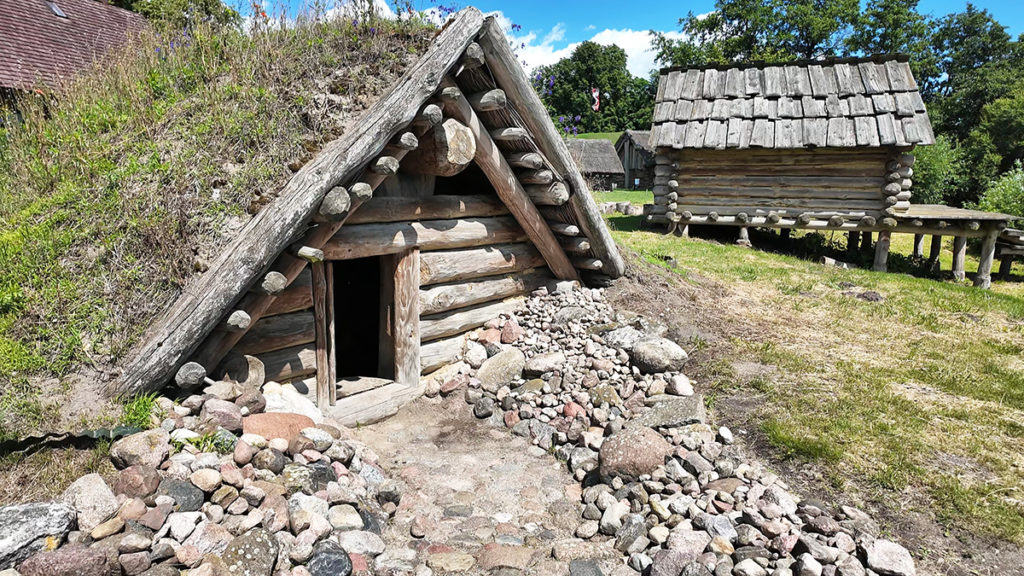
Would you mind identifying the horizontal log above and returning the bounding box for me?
[490,126,528,142]
[525,182,569,206]
[518,169,555,185]
[258,271,289,296]
[421,298,522,342]
[681,206,881,219]
[676,187,883,200]
[290,245,324,263]
[264,269,312,317]
[419,269,550,315]
[468,89,507,112]
[676,197,885,210]
[256,343,316,383]
[235,310,315,356]
[403,118,476,177]
[372,156,400,175]
[222,310,251,332]
[412,103,443,130]
[560,237,591,254]
[420,243,545,285]
[681,216,990,236]
[673,175,886,190]
[347,195,508,224]
[459,42,486,71]
[323,216,526,260]
[550,222,580,236]
[393,132,419,151]
[572,257,603,271]
[507,152,544,169]
[421,334,467,374]
[678,165,886,178]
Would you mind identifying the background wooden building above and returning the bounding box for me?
[112,9,624,425]
[566,138,626,190]
[615,130,655,190]
[649,55,935,227]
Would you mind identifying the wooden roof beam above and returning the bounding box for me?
[438,79,579,281]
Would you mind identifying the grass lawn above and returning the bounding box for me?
[575,132,622,143]
[605,213,1024,545]
[592,190,653,205]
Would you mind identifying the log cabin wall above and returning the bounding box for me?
[224,194,552,384]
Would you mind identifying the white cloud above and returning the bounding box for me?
[489,12,686,78]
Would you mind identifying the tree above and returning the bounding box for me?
[111,0,240,29]
[845,0,939,94]
[531,42,653,134]
[651,0,859,68]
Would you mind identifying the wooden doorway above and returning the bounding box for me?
[311,248,420,425]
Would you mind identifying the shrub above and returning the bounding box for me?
[975,161,1024,223]
[912,134,961,205]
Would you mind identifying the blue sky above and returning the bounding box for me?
[274,1,1024,76]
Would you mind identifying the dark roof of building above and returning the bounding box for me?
[615,130,654,153]
[566,138,625,175]
[0,0,145,91]
[650,55,935,150]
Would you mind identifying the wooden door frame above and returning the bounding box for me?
[312,248,420,409]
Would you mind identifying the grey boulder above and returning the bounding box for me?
[0,502,75,569]
[630,337,688,373]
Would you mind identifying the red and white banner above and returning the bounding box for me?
[591,88,600,112]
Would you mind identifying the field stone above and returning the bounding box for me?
[524,351,566,377]
[476,349,526,393]
[306,539,352,576]
[630,337,688,373]
[155,479,204,513]
[598,426,673,482]
[734,558,768,576]
[328,505,363,531]
[650,549,697,576]
[336,531,385,557]
[60,473,118,533]
[0,502,76,569]
[252,449,286,474]
[632,395,707,428]
[568,558,604,576]
[668,530,712,557]
[242,413,315,441]
[189,469,222,493]
[114,465,161,499]
[300,428,334,452]
[220,528,279,576]
[16,543,108,576]
[110,429,172,469]
[864,539,916,576]
[183,521,233,557]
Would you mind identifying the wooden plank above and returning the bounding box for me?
[703,69,722,98]
[725,68,744,97]
[763,67,785,97]
[745,67,762,95]
[477,20,625,277]
[680,69,702,99]
[393,248,420,387]
[877,114,897,145]
[803,118,827,147]
[264,269,313,317]
[785,66,811,96]
[347,195,508,224]
[329,382,423,427]
[675,174,886,189]
[336,376,391,399]
[440,81,578,281]
[325,262,336,404]
[421,334,466,374]
[855,116,881,147]
[312,262,331,407]
[420,243,545,285]
[421,298,520,342]
[257,343,317,383]
[420,269,550,315]
[676,198,885,211]
[112,9,487,397]
[235,311,315,356]
[324,216,526,260]
[834,63,854,95]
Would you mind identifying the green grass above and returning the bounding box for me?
[574,132,622,143]
[119,392,160,429]
[593,190,653,205]
[606,214,1024,544]
[0,12,433,435]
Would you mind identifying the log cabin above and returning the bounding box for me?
[616,130,655,191]
[108,8,624,424]
[648,55,1018,288]
[566,138,626,190]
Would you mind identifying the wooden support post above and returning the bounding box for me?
[311,262,331,408]
[873,230,891,272]
[737,227,751,246]
[847,231,860,258]
[861,231,872,253]
[325,262,336,405]
[680,224,689,238]
[913,234,925,258]
[974,227,998,288]
[392,248,420,388]
[780,228,791,240]
[439,79,578,281]
[928,235,942,273]
[952,236,967,281]
[999,255,1014,280]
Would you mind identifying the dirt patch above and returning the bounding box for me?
[605,251,1024,576]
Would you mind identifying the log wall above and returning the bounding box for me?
[231,194,546,383]
[651,147,915,228]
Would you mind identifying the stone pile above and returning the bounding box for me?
[0,388,402,576]
[426,281,917,576]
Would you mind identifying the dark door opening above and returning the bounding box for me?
[332,256,387,378]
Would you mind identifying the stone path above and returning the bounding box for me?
[352,394,625,575]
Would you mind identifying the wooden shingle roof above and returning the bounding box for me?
[651,55,935,150]
[566,139,625,175]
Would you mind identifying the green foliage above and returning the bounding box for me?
[845,0,938,89]
[114,0,239,28]
[975,162,1024,221]
[0,11,433,390]
[532,42,654,134]
[652,0,860,67]
[912,134,961,205]
[120,392,160,429]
